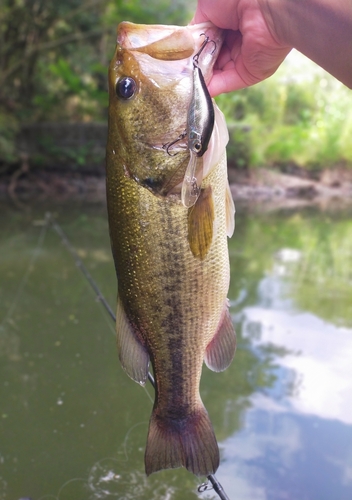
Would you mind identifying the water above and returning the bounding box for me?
[1,202,352,500]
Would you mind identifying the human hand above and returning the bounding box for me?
[191,0,291,96]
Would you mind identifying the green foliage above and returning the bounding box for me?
[283,83,316,125]
[1,1,351,171]
[103,0,192,26]
[0,0,195,165]
[0,109,20,164]
[227,125,251,169]
[30,138,104,169]
[284,213,352,326]
[229,209,352,327]
[217,54,352,170]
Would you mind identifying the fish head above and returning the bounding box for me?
[107,21,224,197]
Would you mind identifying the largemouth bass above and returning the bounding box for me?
[106,21,236,477]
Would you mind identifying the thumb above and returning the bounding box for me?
[189,4,209,25]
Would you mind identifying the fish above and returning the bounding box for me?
[106,21,236,477]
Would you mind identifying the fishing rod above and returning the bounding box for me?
[46,212,231,500]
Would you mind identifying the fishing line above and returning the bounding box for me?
[0,217,49,332]
[46,212,231,500]
[46,212,156,386]
[45,213,116,320]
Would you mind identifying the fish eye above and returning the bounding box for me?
[115,77,137,100]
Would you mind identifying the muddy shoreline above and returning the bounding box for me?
[228,166,352,211]
[1,166,352,211]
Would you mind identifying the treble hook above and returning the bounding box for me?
[162,34,216,159]
[198,481,213,493]
[193,33,217,68]
[162,130,187,156]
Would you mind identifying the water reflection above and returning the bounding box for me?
[244,306,352,423]
[218,411,352,500]
[216,210,352,499]
[241,229,352,425]
[1,204,352,500]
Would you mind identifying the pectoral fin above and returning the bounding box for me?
[204,301,236,372]
[188,186,214,260]
[116,297,149,385]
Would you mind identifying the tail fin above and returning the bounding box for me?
[145,404,219,477]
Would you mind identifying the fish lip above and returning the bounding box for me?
[117,22,187,49]
[118,21,223,48]
[117,21,224,84]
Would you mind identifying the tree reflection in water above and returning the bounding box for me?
[0,204,352,500]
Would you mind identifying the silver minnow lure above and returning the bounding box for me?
[181,36,216,208]
[187,65,215,157]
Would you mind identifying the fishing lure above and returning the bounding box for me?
[181,35,216,207]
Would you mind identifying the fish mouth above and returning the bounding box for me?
[116,21,224,85]
[111,22,226,200]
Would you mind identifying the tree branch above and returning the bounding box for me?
[0,28,105,86]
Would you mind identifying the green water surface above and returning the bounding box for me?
[1,202,352,500]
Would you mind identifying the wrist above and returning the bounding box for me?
[257,0,290,47]
[257,0,352,88]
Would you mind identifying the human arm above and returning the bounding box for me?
[261,0,352,90]
[192,0,352,96]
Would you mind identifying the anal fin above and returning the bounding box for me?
[204,301,236,372]
[116,297,149,385]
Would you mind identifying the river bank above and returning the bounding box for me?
[228,165,352,211]
[1,165,352,211]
